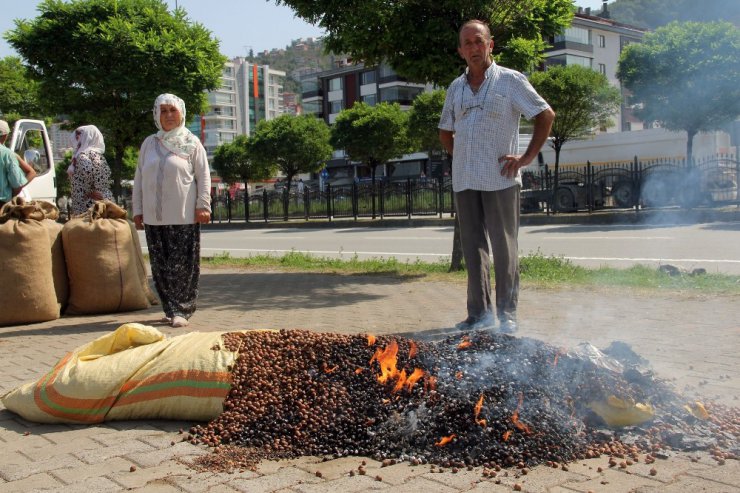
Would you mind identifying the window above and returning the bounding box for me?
[555,26,591,45]
[329,77,343,91]
[598,35,606,48]
[379,86,424,104]
[301,78,319,93]
[361,71,376,85]
[378,64,397,78]
[547,54,592,68]
[329,100,343,114]
[362,94,377,106]
[598,63,607,75]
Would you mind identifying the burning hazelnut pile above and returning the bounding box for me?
[189,329,738,473]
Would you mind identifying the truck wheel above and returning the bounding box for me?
[553,187,576,212]
[612,181,636,208]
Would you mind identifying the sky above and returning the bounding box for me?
[0,0,326,59]
[0,0,609,60]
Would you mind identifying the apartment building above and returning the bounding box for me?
[543,3,647,132]
[301,63,433,182]
[192,58,286,159]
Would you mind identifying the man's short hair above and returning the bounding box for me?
[458,19,492,46]
[0,120,9,136]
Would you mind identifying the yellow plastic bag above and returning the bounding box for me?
[588,395,655,427]
[1,324,236,424]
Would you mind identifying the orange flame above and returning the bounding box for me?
[553,347,566,367]
[503,430,512,441]
[367,334,376,346]
[455,371,464,380]
[355,368,363,374]
[370,340,400,384]
[405,368,425,391]
[370,340,425,393]
[324,365,338,373]
[511,393,532,434]
[474,394,487,427]
[409,340,418,359]
[457,336,472,350]
[434,434,456,447]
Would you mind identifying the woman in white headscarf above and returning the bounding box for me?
[69,125,113,215]
[133,93,211,328]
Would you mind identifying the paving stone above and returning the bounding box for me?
[684,460,740,488]
[124,441,203,468]
[109,461,190,489]
[7,454,88,482]
[228,466,323,492]
[290,473,390,492]
[1,472,63,491]
[169,471,257,493]
[560,467,664,492]
[42,476,125,493]
[73,439,155,464]
[51,457,133,484]
[633,474,740,492]
[22,436,101,460]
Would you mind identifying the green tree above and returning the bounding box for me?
[0,56,43,121]
[5,0,226,198]
[529,65,621,169]
[407,90,447,158]
[331,102,411,219]
[276,0,573,85]
[331,102,411,183]
[617,21,740,164]
[248,114,332,218]
[212,135,275,190]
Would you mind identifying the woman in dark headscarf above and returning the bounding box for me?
[69,125,113,215]
[132,94,211,328]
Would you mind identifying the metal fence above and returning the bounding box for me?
[210,155,738,223]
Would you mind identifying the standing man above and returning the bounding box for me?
[0,120,35,208]
[439,20,555,333]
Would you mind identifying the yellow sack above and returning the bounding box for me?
[588,395,655,427]
[1,324,236,424]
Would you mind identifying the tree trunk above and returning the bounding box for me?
[448,210,464,272]
[552,143,562,214]
[112,143,125,202]
[686,129,696,167]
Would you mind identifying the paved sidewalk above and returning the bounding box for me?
[1,269,738,492]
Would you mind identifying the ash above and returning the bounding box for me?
[189,330,738,473]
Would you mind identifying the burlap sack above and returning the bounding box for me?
[1,324,237,423]
[63,200,150,314]
[0,198,60,325]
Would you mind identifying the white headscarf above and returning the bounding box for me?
[73,125,105,158]
[153,93,199,158]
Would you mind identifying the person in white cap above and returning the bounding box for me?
[0,119,36,208]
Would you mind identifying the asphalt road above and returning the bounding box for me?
[139,220,740,274]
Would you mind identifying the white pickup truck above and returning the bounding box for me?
[9,119,57,204]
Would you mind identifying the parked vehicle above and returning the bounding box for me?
[8,120,57,205]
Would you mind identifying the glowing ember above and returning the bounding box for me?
[367,334,376,346]
[434,434,456,447]
[425,375,438,392]
[511,392,532,434]
[355,368,363,374]
[474,394,487,427]
[324,365,338,373]
[502,430,512,441]
[409,340,418,359]
[455,371,464,380]
[457,336,472,350]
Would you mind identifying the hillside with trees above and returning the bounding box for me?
[251,37,336,95]
[606,0,739,30]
